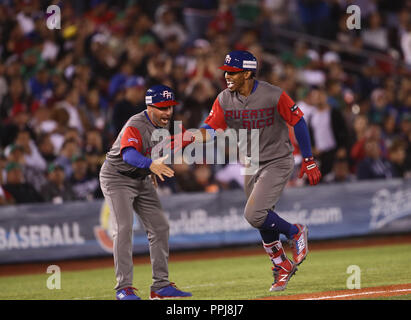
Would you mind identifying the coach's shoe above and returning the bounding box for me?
[150,282,192,300]
[290,224,309,265]
[270,259,298,292]
[116,287,141,300]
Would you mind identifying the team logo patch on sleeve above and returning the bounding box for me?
[128,138,139,143]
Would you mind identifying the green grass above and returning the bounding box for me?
[0,243,410,300]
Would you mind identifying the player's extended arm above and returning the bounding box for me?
[167,124,216,153]
[293,118,322,185]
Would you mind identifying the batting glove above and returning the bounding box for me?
[299,156,321,185]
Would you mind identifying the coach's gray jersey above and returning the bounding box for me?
[105,111,168,177]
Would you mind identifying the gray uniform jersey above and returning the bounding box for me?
[105,110,168,178]
[204,80,303,162]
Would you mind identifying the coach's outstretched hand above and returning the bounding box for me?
[149,155,174,182]
[299,157,321,185]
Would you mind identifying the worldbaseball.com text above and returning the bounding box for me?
[166,304,244,317]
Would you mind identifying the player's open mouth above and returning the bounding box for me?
[160,118,170,125]
[227,81,235,89]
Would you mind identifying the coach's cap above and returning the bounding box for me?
[145,84,178,108]
[219,50,257,72]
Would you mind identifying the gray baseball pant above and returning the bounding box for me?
[243,153,294,228]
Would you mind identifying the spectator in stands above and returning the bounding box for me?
[404,130,411,177]
[388,139,407,178]
[400,21,411,65]
[0,102,35,149]
[368,88,395,126]
[350,122,388,171]
[0,185,14,205]
[281,40,312,69]
[381,113,398,149]
[85,147,103,179]
[2,162,43,204]
[326,80,346,111]
[146,52,173,85]
[85,128,104,155]
[37,133,57,164]
[152,5,187,45]
[361,12,389,52]
[14,129,47,171]
[206,0,234,39]
[54,138,81,178]
[108,61,135,101]
[41,163,77,204]
[323,156,356,184]
[399,113,411,140]
[47,107,70,153]
[182,79,217,129]
[296,86,319,123]
[356,140,394,180]
[112,76,146,135]
[307,88,350,177]
[192,164,219,193]
[28,67,53,105]
[69,154,101,201]
[0,153,14,205]
[215,162,243,190]
[4,143,47,193]
[172,156,201,192]
[296,0,334,38]
[0,154,6,184]
[83,87,108,132]
[182,0,218,47]
[55,88,85,135]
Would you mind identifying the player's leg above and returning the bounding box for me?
[244,155,308,265]
[133,180,192,299]
[243,155,299,290]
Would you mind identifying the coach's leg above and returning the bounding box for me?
[133,180,170,292]
[101,187,136,291]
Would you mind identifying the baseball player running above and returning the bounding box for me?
[99,84,192,300]
[170,51,321,291]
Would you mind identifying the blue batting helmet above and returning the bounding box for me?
[145,84,178,108]
[219,50,257,72]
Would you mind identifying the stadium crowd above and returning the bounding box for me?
[1,0,411,205]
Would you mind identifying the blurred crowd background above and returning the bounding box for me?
[1,0,411,205]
